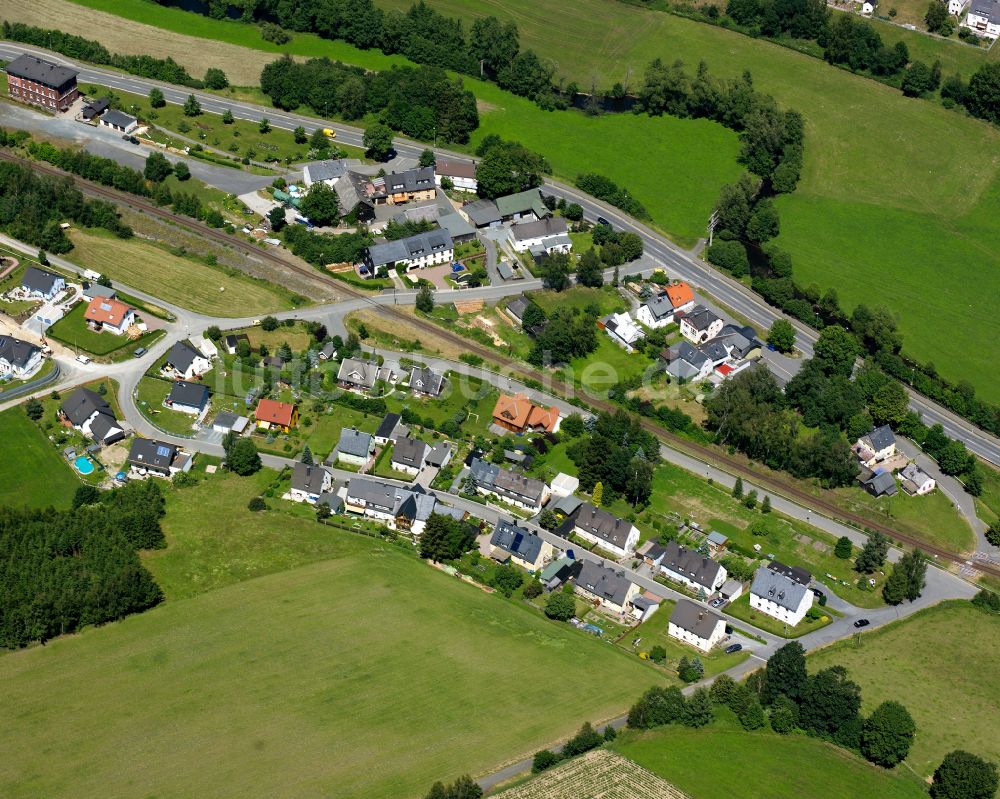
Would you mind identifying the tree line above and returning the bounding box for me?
[0,481,166,649]
[566,410,660,507]
[2,21,226,90]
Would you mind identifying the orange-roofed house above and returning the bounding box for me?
[492,392,560,434]
[83,296,135,335]
[636,282,696,329]
[254,399,299,432]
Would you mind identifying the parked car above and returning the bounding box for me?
[854,618,870,629]
[811,588,826,600]
[75,354,91,365]
[710,597,725,609]
[724,643,743,654]
[133,347,147,358]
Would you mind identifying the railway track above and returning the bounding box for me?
[9,150,996,580]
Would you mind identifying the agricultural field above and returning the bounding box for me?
[493,749,691,799]
[1,472,660,799]
[0,405,81,509]
[809,601,1000,779]
[614,714,929,799]
[65,229,298,317]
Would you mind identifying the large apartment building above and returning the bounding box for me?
[4,54,79,111]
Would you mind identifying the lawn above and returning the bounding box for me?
[134,375,203,437]
[65,229,297,317]
[1,472,662,799]
[45,301,158,357]
[809,600,1000,779]
[614,713,929,799]
[724,591,834,637]
[0,405,81,510]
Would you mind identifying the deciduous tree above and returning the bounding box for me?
[862,701,916,767]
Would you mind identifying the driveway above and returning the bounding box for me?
[412,263,455,289]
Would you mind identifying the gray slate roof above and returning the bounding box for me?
[681,305,721,332]
[463,199,501,227]
[384,166,435,194]
[346,477,435,521]
[767,560,812,586]
[506,295,530,322]
[0,335,40,369]
[643,294,676,322]
[375,412,402,440]
[88,412,123,444]
[970,0,1000,22]
[717,324,762,358]
[658,540,725,591]
[670,599,725,639]
[510,216,568,242]
[165,341,202,374]
[128,438,177,470]
[468,457,547,504]
[409,365,444,396]
[61,387,113,426]
[750,564,811,611]
[305,159,349,184]
[862,469,897,496]
[865,425,896,451]
[426,442,452,467]
[392,436,429,469]
[21,266,62,296]
[166,380,210,409]
[572,503,635,550]
[101,109,136,129]
[490,520,544,565]
[4,54,77,89]
[437,212,475,240]
[576,561,633,606]
[338,357,380,390]
[338,428,373,459]
[366,230,453,268]
[292,462,330,494]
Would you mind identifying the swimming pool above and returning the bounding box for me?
[74,456,95,475]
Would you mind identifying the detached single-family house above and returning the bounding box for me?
[668,599,727,652]
[21,266,65,301]
[717,324,763,360]
[460,199,502,228]
[390,435,429,475]
[223,333,250,355]
[163,340,212,380]
[854,425,896,468]
[0,335,43,379]
[409,366,445,397]
[84,297,134,335]
[636,282,695,328]
[678,305,724,344]
[508,217,572,256]
[504,296,531,326]
[165,381,210,415]
[374,412,404,445]
[362,230,453,276]
[859,468,898,497]
[60,387,125,444]
[290,462,333,504]
[492,392,560,434]
[900,462,936,495]
[254,398,298,432]
[495,189,549,222]
[489,519,553,571]
[435,159,477,192]
[302,159,349,188]
[750,564,814,626]
[468,457,550,511]
[660,340,713,383]
[599,312,645,352]
[657,540,727,595]
[337,427,375,466]
[344,478,438,534]
[949,0,967,13]
[127,438,192,478]
[100,109,138,134]
[567,503,640,558]
[337,357,382,393]
[426,441,453,469]
[383,166,436,204]
[574,561,639,615]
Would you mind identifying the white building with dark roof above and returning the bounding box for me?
[290,462,333,504]
[574,561,639,614]
[390,436,429,475]
[668,599,727,652]
[750,564,814,626]
[0,335,43,379]
[656,540,727,595]
[568,503,640,558]
[362,230,453,276]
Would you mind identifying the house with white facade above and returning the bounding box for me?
[468,457,549,511]
[408,366,445,397]
[390,436,429,475]
[84,297,135,336]
[750,563,814,626]
[164,381,210,416]
[290,462,333,504]
[100,109,139,134]
[362,230,453,276]
[344,477,439,534]
[574,561,639,615]
[900,462,936,495]
[660,340,714,383]
[302,159,349,188]
[854,425,896,469]
[636,282,696,329]
[127,438,192,478]
[949,0,968,13]
[600,312,645,352]
[163,340,213,380]
[655,540,727,595]
[567,502,640,558]
[508,217,572,256]
[21,266,65,300]
[964,0,1000,35]
[668,599,727,652]
[0,335,42,380]
[60,387,126,445]
[679,305,724,344]
[435,159,477,192]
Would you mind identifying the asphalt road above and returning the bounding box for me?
[4,42,996,467]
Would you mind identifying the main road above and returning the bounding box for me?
[4,43,996,467]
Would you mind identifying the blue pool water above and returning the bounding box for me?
[74,456,95,475]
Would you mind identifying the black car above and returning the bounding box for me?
[854,618,871,629]
[724,643,743,654]
[596,216,612,228]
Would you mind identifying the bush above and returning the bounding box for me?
[523,580,543,599]
[532,749,562,773]
[248,497,267,512]
[706,239,750,277]
[649,644,667,663]
[544,591,576,620]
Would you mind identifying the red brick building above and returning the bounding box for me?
[4,54,79,111]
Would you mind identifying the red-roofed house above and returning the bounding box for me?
[254,399,298,432]
[83,296,135,335]
[492,392,560,434]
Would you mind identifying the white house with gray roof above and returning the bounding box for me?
[668,599,727,652]
[163,340,212,380]
[468,457,549,511]
[290,462,333,504]
[21,266,65,300]
[0,335,42,379]
[750,564,814,626]
[854,425,896,469]
[390,436,429,475]
[336,427,375,466]
[508,217,572,255]
[656,540,727,595]
[344,477,439,534]
[338,357,396,394]
[362,230,453,275]
[679,305,724,344]
[409,365,445,397]
[568,502,640,558]
[574,561,639,614]
[964,0,1000,35]
[303,159,349,188]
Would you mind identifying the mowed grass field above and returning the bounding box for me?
[809,601,1000,779]
[614,717,929,799]
[66,229,296,316]
[0,473,659,798]
[0,406,80,509]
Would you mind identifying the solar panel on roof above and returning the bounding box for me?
[155,445,171,458]
[100,302,112,311]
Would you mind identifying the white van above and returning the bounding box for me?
[75,354,92,365]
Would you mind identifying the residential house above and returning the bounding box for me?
[767,560,812,587]
[290,462,333,504]
[4,54,79,111]
[900,462,936,495]
[636,282,695,329]
[437,212,476,244]
[362,230,453,276]
[80,97,110,121]
[749,564,814,626]
[964,0,1000,36]
[567,503,640,558]
[716,324,763,360]
[191,335,219,362]
[337,427,375,466]
[100,109,139,134]
[127,438,192,478]
[426,441,453,469]
[505,295,531,326]
[657,540,728,595]
[540,556,582,592]
[318,341,338,361]
[262,355,286,371]
[374,412,404,445]
[164,340,212,380]
[660,340,713,383]
[302,159,349,188]
[706,530,729,555]
[492,392,560,434]
[949,0,967,13]
[468,457,550,511]
[332,171,377,222]
[211,411,249,434]
[409,366,445,397]
[435,159,477,192]
[488,519,553,571]
[574,561,639,615]
[860,0,877,13]
[0,335,43,379]
[83,297,134,335]
[460,199,502,228]
[859,468,898,497]
[60,387,125,444]
[254,398,298,432]
[165,381,210,415]
[21,266,65,300]
[495,189,549,222]
[223,333,250,355]
[599,312,645,352]
[678,305,724,344]
[344,478,438,534]
[383,166,436,204]
[390,436,429,475]
[550,472,580,499]
[854,425,896,468]
[337,357,396,393]
[508,217,572,256]
[81,283,116,302]
[668,599,727,652]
